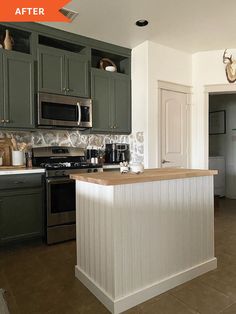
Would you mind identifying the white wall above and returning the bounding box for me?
[132,42,236,169]
[132,41,192,168]
[192,49,236,168]
[131,41,149,166]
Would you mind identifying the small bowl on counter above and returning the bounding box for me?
[129,162,144,174]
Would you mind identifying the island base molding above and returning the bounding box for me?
[75,258,217,314]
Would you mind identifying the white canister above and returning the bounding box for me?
[129,162,144,174]
[12,151,24,166]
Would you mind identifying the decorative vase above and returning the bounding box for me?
[3,29,13,51]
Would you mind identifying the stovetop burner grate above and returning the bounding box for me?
[40,161,102,170]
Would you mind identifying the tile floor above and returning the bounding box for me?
[0,197,236,314]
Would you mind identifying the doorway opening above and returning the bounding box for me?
[209,93,236,199]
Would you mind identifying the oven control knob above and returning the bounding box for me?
[87,169,92,173]
[93,169,98,173]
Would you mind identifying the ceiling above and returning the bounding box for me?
[42,0,236,53]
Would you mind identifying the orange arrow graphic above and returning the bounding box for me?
[0,0,72,22]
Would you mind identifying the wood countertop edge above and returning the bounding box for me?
[70,169,218,186]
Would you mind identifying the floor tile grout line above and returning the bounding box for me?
[218,301,236,313]
[165,292,200,314]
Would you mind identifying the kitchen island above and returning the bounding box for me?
[71,168,218,314]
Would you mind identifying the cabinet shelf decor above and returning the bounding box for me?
[0,25,31,54]
[91,48,130,75]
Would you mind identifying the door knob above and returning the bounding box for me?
[162,159,171,164]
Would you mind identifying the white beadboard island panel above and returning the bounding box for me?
[75,175,216,314]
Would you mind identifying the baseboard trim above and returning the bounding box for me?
[75,258,217,314]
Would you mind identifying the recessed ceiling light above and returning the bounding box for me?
[135,19,149,27]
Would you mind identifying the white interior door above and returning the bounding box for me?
[161,89,188,168]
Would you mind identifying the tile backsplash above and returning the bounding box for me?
[0,130,144,163]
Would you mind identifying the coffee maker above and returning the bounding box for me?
[105,143,130,164]
[86,148,99,164]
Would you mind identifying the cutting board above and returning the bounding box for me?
[0,138,12,166]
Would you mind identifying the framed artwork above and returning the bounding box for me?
[209,110,226,135]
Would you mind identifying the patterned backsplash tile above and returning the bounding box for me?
[0,130,144,163]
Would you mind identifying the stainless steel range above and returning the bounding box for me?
[32,146,103,244]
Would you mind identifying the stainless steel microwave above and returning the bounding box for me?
[37,93,92,128]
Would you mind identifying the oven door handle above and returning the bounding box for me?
[46,178,75,185]
[77,102,81,126]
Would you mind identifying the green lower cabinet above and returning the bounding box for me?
[0,174,44,245]
[0,190,43,244]
[91,68,131,134]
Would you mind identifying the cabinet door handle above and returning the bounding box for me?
[1,119,5,123]
[113,125,117,129]
[66,88,73,92]
[62,87,66,91]
[13,181,25,184]
[5,120,9,123]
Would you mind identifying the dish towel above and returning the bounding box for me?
[0,289,10,314]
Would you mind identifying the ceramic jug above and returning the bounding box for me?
[3,29,13,50]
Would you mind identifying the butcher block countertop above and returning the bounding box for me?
[70,168,218,186]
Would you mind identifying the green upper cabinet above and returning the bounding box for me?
[91,69,111,132]
[65,52,89,97]
[37,46,64,94]
[38,46,89,98]
[112,75,131,133]
[0,23,131,131]
[0,50,34,129]
[91,68,131,134]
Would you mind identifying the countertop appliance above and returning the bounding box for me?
[32,146,102,244]
[105,143,130,164]
[37,93,92,129]
[86,148,99,164]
